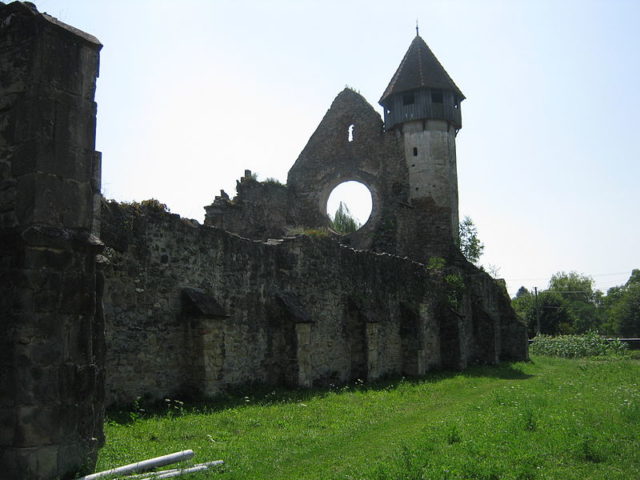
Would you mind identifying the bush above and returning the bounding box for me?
[530,331,628,358]
[121,198,169,213]
[263,177,284,186]
[285,226,330,238]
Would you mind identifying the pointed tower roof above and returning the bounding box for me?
[380,35,464,104]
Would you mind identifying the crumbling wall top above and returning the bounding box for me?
[0,1,102,46]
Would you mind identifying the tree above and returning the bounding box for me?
[331,201,360,234]
[604,269,640,337]
[547,271,601,333]
[537,290,574,335]
[512,272,603,337]
[511,287,534,333]
[513,269,640,338]
[458,216,484,264]
[548,271,595,303]
[512,287,574,337]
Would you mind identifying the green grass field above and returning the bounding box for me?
[97,355,640,479]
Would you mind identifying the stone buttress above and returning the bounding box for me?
[0,3,104,479]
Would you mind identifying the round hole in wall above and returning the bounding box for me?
[326,181,373,233]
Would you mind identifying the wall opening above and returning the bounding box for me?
[326,181,373,233]
[348,124,354,142]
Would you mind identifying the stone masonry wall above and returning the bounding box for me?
[101,201,526,406]
[204,171,289,239]
[0,3,104,479]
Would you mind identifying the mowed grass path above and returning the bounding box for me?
[97,356,640,479]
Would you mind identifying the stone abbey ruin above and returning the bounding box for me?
[0,2,528,478]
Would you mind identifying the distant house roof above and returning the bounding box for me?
[379,35,464,104]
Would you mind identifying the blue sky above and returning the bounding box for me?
[33,0,640,296]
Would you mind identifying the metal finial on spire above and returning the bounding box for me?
[416,19,419,36]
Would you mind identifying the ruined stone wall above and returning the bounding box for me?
[203,89,461,261]
[101,201,526,406]
[0,3,104,478]
[204,171,289,239]
[101,201,409,403]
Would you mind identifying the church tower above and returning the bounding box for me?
[380,32,464,246]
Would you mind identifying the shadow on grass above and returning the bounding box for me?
[460,362,534,381]
[105,361,534,425]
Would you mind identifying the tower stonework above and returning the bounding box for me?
[400,120,459,240]
[380,34,465,256]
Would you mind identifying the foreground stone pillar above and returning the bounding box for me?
[0,3,104,478]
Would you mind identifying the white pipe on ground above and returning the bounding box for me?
[123,461,224,479]
[135,461,224,479]
[76,450,195,480]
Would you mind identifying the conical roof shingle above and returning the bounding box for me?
[380,35,464,104]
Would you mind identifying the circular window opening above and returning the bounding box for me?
[326,181,373,234]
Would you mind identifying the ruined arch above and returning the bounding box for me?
[321,176,379,230]
[287,89,407,249]
[325,179,375,231]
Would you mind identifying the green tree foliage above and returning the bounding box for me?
[512,272,599,337]
[603,269,640,337]
[331,201,361,234]
[548,272,601,333]
[514,288,574,337]
[538,290,575,335]
[513,270,640,338]
[511,287,534,331]
[458,216,484,264]
[549,271,596,303]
